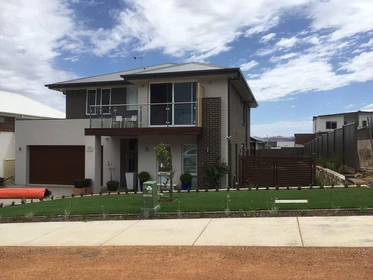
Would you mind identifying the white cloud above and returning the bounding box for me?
[361,103,373,111]
[260,33,276,43]
[250,50,373,101]
[240,60,258,71]
[309,0,373,41]
[345,104,355,109]
[0,0,80,111]
[276,37,298,48]
[251,121,312,137]
[87,0,312,58]
[270,52,298,62]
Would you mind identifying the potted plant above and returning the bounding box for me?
[73,178,92,195]
[106,161,119,192]
[138,171,151,192]
[180,173,193,190]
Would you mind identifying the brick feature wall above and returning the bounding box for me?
[228,84,248,187]
[197,97,221,188]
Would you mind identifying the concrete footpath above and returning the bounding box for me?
[1,216,373,247]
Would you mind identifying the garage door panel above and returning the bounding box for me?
[30,146,85,185]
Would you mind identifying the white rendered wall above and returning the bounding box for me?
[15,119,89,184]
[314,115,344,133]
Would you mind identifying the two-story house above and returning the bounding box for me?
[313,110,373,133]
[15,62,258,193]
[0,90,64,180]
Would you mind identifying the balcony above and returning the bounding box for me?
[85,102,202,136]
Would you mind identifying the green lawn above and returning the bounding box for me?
[1,188,372,217]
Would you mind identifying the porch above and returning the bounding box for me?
[85,135,198,193]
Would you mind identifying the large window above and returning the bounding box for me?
[362,120,367,127]
[182,144,197,175]
[326,121,337,129]
[0,116,6,123]
[174,82,196,125]
[101,89,111,114]
[150,83,172,125]
[86,89,97,115]
[150,82,196,126]
[126,87,138,111]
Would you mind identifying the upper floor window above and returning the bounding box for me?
[126,87,138,111]
[101,89,111,115]
[362,120,367,127]
[326,121,337,129]
[150,82,197,126]
[86,89,97,115]
[0,116,6,123]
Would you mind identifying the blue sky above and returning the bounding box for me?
[1,0,373,137]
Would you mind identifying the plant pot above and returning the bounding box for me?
[107,181,119,192]
[125,172,136,191]
[85,186,92,195]
[73,187,86,196]
[181,182,191,190]
[139,180,145,192]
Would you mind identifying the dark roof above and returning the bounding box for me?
[313,110,373,120]
[45,62,258,107]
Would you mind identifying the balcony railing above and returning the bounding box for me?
[89,102,199,128]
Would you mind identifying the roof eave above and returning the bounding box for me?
[45,80,132,90]
[119,68,240,80]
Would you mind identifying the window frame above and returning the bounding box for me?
[126,86,138,111]
[148,81,197,127]
[86,89,97,115]
[182,144,197,176]
[362,120,367,127]
[326,121,337,130]
[100,88,111,115]
[0,116,7,123]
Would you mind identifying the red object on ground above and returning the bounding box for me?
[0,188,52,199]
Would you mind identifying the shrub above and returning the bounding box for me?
[80,193,84,197]
[180,173,193,183]
[21,197,27,204]
[11,201,15,206]
[71,194,75,198]
[73,178,92,188]
[204,157,229,189]
[117,191,121,195]
[297,186,302,190]
[62,195,65,199]
[138,171,151,182]
[0,202,3,208]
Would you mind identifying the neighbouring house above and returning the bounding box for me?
[15,62,258,192]
[250,136,267,154]
[0,91,64,179]
[313,110,373,133]
[276,141,295,148]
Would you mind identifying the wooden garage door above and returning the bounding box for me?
[29,146,85,185]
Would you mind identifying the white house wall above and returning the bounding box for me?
[132,75,229,187]
[15,119,89,184]
[314,115,344,133]
[0,132,15,177]
[359,113,373,127]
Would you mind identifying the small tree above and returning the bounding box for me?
[155,143,175,202]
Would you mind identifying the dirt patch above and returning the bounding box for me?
[0,247,372,280]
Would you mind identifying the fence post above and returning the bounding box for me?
[312,153,316,185]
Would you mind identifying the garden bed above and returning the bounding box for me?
[0,208,372,223]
